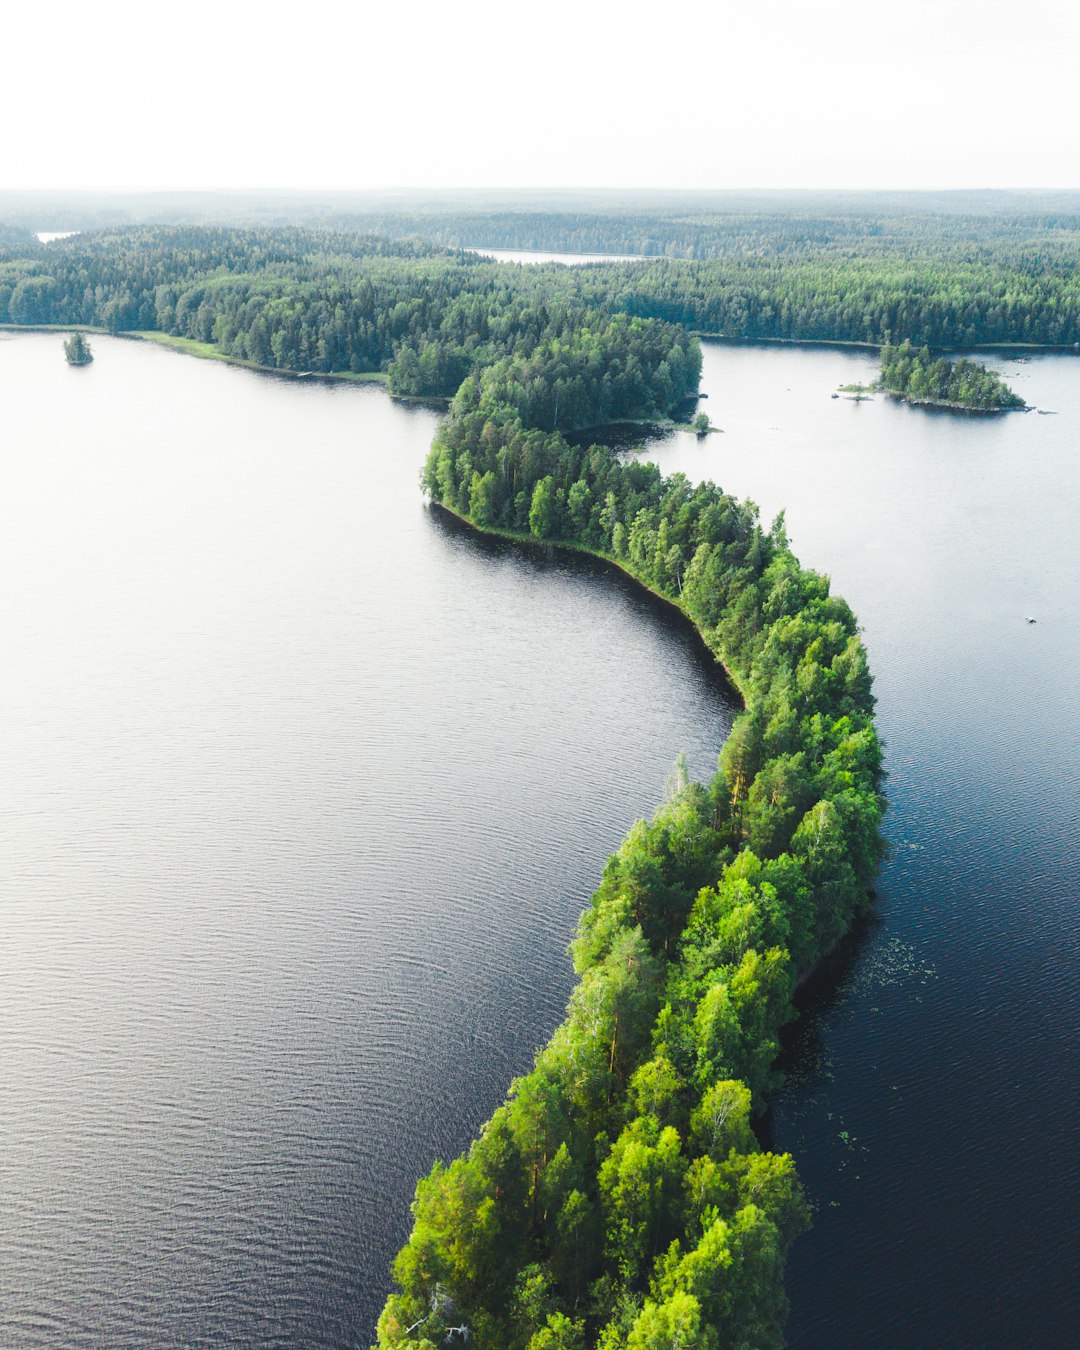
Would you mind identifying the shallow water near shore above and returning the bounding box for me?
[1,330,1077,1347]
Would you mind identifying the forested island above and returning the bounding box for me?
[879,340,1025,411]
[63,331,93,365]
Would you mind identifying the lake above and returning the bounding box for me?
[464,245,643,266]
[0,330,1076,1347]
[0,332,738,1346]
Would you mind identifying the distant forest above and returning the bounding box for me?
[0,228,700,413]
[3,204,1080,369]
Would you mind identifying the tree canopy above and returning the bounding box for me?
[379,309,884,1348]
[879,339,1025,410]
[62,330,92,364]
[3,214,1080,375]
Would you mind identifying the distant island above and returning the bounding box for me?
[880,339,1025,411]
[63,331,93,365]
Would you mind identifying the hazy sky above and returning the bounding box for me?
[6,0,1078,191]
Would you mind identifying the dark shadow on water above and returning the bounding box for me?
[563,421,675,452]
[755,908,880,1153]
[427,503,743,713]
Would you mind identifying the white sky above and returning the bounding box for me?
[4,0,1078,191]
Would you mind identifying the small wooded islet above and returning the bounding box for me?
[879,339,1024,410]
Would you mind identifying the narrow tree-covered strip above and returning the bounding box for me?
[374,374,884,1348]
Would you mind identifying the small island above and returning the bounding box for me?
[880,338,1024,411]
[63,332,93,365]
[692,410,714,436]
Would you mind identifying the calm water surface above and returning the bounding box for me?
[0,333,737,1347]
[2,331,1077,1347]
[464,245,642,266]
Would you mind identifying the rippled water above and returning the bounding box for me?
[0,334,738,1346]
[2,331,1077,1348]
[639,342,1080,1349]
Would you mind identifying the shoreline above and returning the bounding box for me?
[427,498,874,995]
[462,243,645,263]
[126,331,388,383]
[884,389,1028,414]
[0,325,388,385]
[4,324,1072,394]
[695,332,1080,356]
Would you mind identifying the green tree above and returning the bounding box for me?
[469,469,497,526]
[530,476,558,539]
[63,331,93,365]
[599,1117,685,1282]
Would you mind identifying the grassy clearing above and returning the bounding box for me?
[132,332,230,361]
[130,331,387,382]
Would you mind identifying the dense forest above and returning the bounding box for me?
[338,203,1080,265]
[0,229,700,413]
[0,222,37,250]
[3,216,1080,377]
[373,359,884,1350]
[879,340,1025,410]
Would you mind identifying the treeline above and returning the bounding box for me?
[577,255,1080,348]
[0,222,38,252]
[880,339,1025,410]
[338,204,1080,265]
[3,221,1080,370]
[375,383,884,1345]
[0,228,694,412]
[349,207,1080,347]
[0,227,502,384]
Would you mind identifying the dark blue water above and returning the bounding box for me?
[639,341,1080,1349]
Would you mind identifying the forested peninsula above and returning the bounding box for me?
[372,380,883,1350]
[0,221,888,1347]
